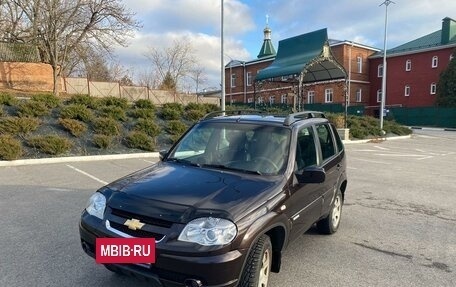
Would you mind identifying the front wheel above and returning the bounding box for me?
[238,234,272,287]
[317,189,343,234]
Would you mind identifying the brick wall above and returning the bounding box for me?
[0,62,60,92]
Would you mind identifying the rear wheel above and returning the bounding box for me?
[239,234,272,287]
[317,189,343,234]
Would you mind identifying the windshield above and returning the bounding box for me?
[167,122,291,175]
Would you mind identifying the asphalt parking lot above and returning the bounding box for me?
[0,129,455,287]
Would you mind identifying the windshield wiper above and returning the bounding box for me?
[166,157,201,167]
[201,164,262,175]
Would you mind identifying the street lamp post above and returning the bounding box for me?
[380,0,394,132]
[220,0,225,111]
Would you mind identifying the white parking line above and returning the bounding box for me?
[374,146,389,150]
[350,158,391,165]
[66,164,108,185]
[142,159,155,164]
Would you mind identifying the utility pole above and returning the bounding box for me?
[380,0,394,132]
[220,0,225,112]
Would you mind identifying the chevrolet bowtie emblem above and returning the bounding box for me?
[124,218,145,230]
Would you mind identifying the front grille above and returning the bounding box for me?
[110,208,173,228]
[110,221,165,241]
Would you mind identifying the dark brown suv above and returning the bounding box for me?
[79,111,348,287]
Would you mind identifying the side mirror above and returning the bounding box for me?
[296,166,326,184]
[159,150,168,161]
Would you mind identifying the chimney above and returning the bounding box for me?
[441,17,456,45]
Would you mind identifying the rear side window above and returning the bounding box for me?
[316,124,336,161]
[296,127,318,170]
[331,124,344,153]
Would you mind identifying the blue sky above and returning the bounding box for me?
[118,0,456,90]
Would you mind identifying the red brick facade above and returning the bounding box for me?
[369,47,455,109]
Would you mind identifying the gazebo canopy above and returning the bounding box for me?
[255,28,346,82]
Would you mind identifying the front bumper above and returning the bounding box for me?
[79,212,247,287]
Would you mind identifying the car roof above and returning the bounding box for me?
[200,110,329,127]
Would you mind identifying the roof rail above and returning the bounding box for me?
[201,110,264,121]
[283,111,325,126]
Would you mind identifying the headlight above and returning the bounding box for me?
[178,217,237,246]
[85,192,106,219]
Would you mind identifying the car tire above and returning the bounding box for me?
[239,234,272,287]
[317,189,343,234]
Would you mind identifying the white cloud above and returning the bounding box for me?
[115,0,456,90]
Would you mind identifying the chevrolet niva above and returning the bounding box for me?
[79,110,347,287]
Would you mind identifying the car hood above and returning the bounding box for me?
[105,162,284,224]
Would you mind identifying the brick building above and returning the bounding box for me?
[369,17,456,115]
[225,17,456,112]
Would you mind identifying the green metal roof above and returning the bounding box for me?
[386,30,454,55]
[257,39,276,58]
[374,17,456,57]
[255,28,346,82]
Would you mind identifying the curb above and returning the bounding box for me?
[0,134,414,167]
[411,126,456,132]
[343,134,412,144]
[0,152,159,167]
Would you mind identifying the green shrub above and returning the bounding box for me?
[59,118,87,137]
[98,96,128,109]
[134,99,155,110]
[160,103,183,120]
[92,117,121,136]
[134,118,161,137]
[31,93,60,108]
[0,105,3,117]
[17,100,50,117]
[166,120,188,135]
[0,92,17,106]
[326,113,345,129]
[28,135,72,155]
[92,134,113,149]
[125,131,155,151]
[384,120,412,136]
[0,135,22,160]
[68,94,99,109]
[98,105,127,121]
[0,117,41,136]
[202,103,219,113]
[60,104,93,122]
[184,109,206,122]
[129,108,156,119]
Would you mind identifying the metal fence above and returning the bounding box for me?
[63,77,219,105]
[389,107,456,128]
[0,42,40,62]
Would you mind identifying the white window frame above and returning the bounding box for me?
[307,91,315,104]
[450,54,454,61]
[356,88,362,102]
[281,94,287,104]
[406,59,411,71]
[247,97,253,103]
[378,64,383,77]
[324,88,333,103]
[246,72,253,86]
[432,56,438,68]
[377,89,382,103]
[258,96,263,104]
[357,56,362,73]
[430,83,437,95]
[269,96,275,104]
[230,73,236,88]
[404,85,411,97]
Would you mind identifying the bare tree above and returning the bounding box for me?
[145,38,197,92]
[188,64,207,94]
[2,0,140,95]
